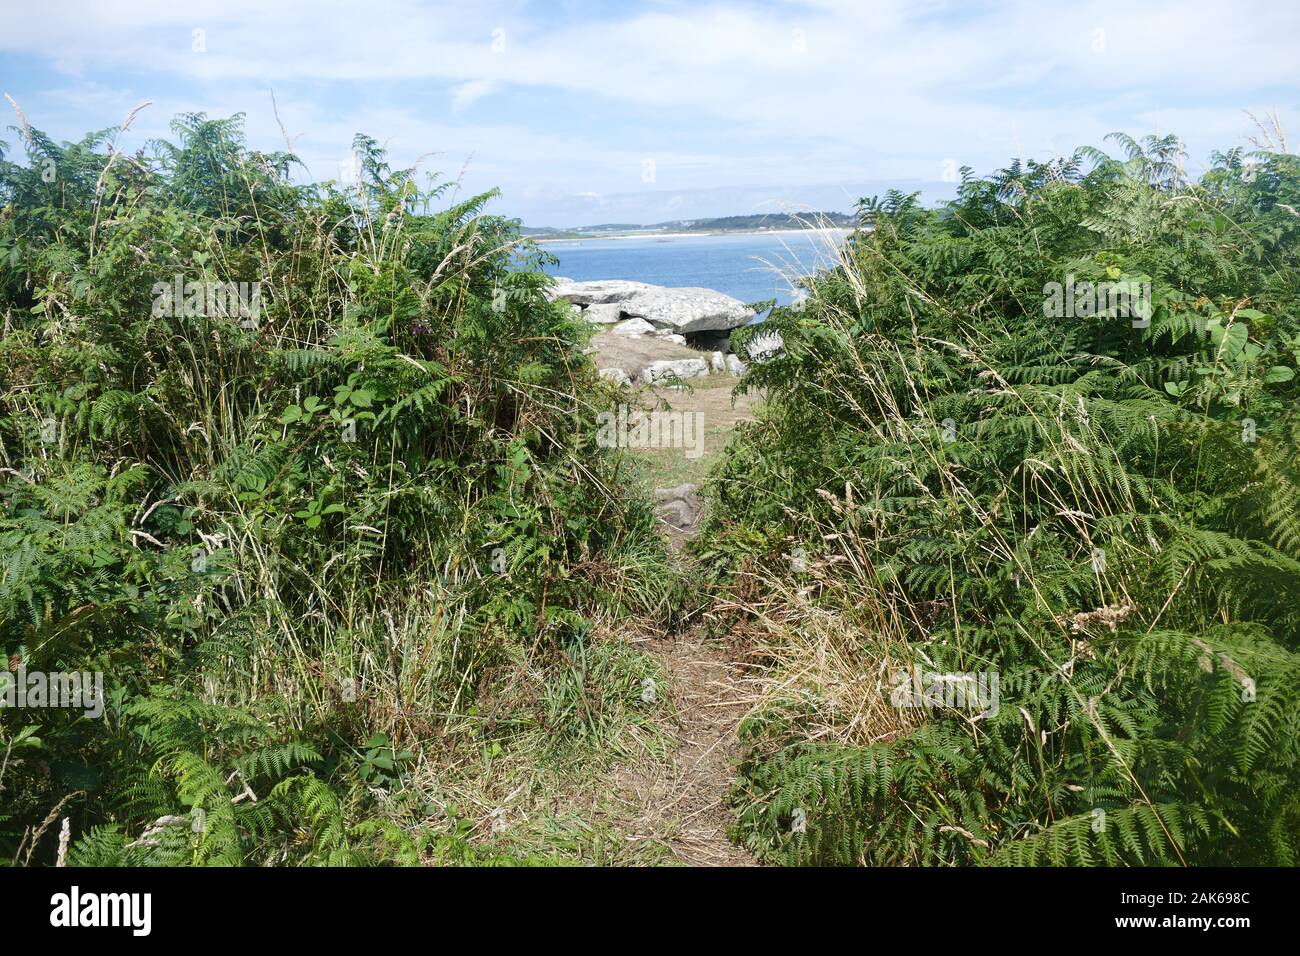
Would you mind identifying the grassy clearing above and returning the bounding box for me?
[624,375,763,490]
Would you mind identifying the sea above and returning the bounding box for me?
[535,230,850,310]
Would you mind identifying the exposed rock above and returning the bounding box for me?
[653,483,703,531]
[656,499,696,530]
[581,302,623,324]
[549,278,754,334]
[588,330,706,386]
[708,351,727,373]
[725,354,746,376]
[641,358,710,384]
[598,367,631,386]
[548,277,654,306]
[624,288,753,333]
[611,317,656,337]
[653,483,702,504]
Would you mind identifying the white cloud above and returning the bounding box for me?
[450,79,497,114]
[4,0,1297,224]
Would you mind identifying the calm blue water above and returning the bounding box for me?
[536,231,848,308]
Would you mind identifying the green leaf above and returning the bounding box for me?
[1217,323,1248,360]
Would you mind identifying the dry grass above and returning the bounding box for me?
[633,375,764,489]
[396,616,765,865]
[607,628,757,866]
[712,561,924,749]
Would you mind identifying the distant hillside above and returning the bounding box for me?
[521,211,856,239]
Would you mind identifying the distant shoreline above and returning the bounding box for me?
[531,227,854,244]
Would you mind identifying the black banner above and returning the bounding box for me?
[1,866,1276,943]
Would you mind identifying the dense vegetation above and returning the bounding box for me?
[707,134,1300,865]
[0,114,673,865]
[5,112,1298,868]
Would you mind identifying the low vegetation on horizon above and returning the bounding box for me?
[521,211,857,240]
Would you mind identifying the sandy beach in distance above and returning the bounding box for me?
[533,226,854,243]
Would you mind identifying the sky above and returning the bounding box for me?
[1,0,1298,226]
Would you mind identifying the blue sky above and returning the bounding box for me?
[2,0,1298,226]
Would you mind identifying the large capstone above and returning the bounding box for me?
[549,278,754,334]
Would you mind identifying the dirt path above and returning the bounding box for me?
[614,499,758,865]
[614,627,757,866]
[596,334,759,865]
